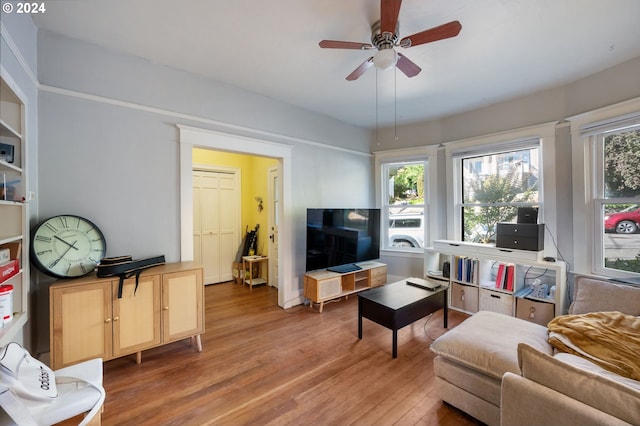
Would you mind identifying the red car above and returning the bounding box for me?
[604,205,640,234]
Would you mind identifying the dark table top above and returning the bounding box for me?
[358,279,448,310]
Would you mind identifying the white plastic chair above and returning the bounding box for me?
[0,357,105,426]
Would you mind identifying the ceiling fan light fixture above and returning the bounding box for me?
[373,48,397,70]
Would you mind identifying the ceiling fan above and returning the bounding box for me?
[319,0,462,81]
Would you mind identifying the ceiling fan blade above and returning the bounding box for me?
[380,0,402,34]
[346,57,374,81]
[396,53,421,78]
[400,20,462,47]
[319,40,374,50]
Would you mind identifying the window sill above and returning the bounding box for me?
[380,248,424,258]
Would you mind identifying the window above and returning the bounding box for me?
[595,125,640,275]
[571,101,640,278]
[457,144,540,243]
[382,160,427,250]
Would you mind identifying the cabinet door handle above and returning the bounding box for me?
[105,318,111,323]
[113,316,119,321]
[163,306,169,311]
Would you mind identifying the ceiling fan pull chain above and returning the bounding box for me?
[375,68,380,146]
[394,66,398,140]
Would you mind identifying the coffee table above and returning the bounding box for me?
[358,279,448,358]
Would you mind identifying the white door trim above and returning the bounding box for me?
[178,125,295,308]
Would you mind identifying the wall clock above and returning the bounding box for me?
[30,214,107,279]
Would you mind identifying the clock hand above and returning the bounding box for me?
[55,235,80,250]
[49,240,78,269]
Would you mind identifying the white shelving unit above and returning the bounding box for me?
[0,75,29,346]
[425,240,567,325]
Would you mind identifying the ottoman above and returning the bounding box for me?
[430,311,551,426]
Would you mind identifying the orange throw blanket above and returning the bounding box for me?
[548,311,640,381]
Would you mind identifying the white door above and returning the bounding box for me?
[268,167,279,288]
[193,169,239,284]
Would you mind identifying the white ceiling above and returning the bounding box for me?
[32,0,640,129]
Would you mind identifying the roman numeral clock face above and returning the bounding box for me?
[31,215,107,279]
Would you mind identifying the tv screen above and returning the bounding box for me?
[306,208,381,272]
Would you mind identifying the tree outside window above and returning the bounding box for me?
[602,128,640,274]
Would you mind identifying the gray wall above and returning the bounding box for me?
[36,30,376,263]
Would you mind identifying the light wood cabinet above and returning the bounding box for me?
[303,262,387,312]
[50,262,203,369]
[161,269,204,344]
[113,274,161,357]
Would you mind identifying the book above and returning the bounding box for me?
[495,264,506,289]
[506,264,515,291]
[472,259,479,284]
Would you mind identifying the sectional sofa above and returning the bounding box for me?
[430,275,640,426]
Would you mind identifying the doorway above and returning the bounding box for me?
[178,125,296,309]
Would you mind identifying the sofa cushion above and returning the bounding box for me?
[430,311,551,380]
[570,276,640,315]
[518,343,640,425]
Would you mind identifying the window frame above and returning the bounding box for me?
[457,143,541,243]
[374,146,438,253]
[445,123,558,249]
[570,101,640,278]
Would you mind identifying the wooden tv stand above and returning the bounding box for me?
[303,262,387,312]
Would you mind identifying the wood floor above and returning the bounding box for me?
[95,282,483,425]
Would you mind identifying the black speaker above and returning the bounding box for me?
[517,207,538,224]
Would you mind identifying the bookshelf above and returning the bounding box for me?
[0,75,29,346]
[425,240,567,325]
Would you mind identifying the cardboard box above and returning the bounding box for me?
[0,241,21,262]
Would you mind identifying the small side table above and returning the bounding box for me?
[242,255,268,291]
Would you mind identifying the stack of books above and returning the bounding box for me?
[495,263,515,291]
[454,256,479,284]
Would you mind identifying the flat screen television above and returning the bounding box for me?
[306,208,381,272]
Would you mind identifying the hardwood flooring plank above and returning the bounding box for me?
[75,282,484,426]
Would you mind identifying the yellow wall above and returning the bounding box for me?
[193,148,278,256]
